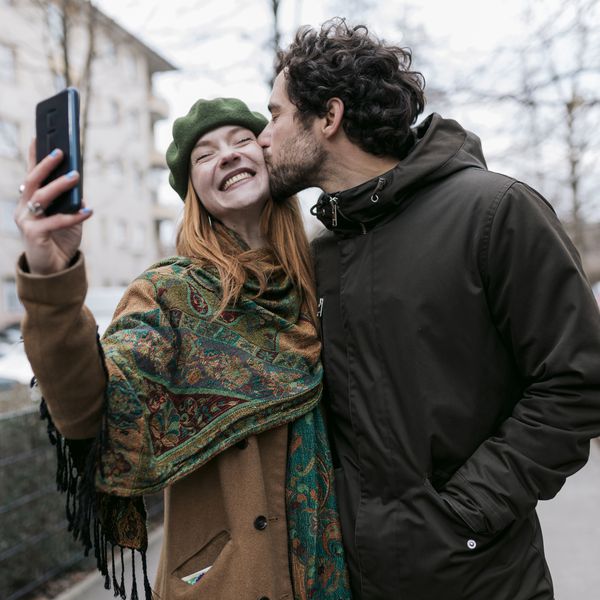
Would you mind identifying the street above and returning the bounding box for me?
[537,439,600,599]
[57,442,600,600]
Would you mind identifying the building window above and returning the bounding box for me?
[0,43,16,83]
[114,220,127,248]
[131,223,146,253]
[158,219,175,248]
[123,53,138,80]
[103,37,117,63]
[135,165,144,185]
[2,279,22,314]
[109,99,120,123]
[0,118,19,159]
[106,159,124,182]
[100,216,109,245]
[129,109,140,137]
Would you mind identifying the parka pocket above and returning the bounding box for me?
[422,477,497,547]
[397,480,535,599]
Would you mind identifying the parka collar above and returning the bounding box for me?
[312,114,486,235]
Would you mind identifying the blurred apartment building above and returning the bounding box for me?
[0,0,179,328]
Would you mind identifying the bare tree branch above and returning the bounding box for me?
[446,0,600,261]
[79,0,97,161]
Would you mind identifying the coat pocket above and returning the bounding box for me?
[173,530,231,585]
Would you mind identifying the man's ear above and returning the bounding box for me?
[322,98,344,138]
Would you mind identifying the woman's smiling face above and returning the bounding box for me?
[189,125,270,226]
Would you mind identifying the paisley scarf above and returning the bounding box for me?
[41,252,350,599]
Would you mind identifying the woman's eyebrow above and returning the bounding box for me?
[192,127,251,152]
[192,139,212,151]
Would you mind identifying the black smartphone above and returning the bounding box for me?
[35,87,82,215]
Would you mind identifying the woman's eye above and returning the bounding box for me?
[236,137,253,145]
[194,153,211,163]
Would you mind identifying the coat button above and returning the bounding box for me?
[254,515,268,531]
[467,539,477,550]
[235,439,248,449]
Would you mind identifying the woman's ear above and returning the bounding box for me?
[322,98,345,139]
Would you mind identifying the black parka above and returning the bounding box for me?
[312,114,600,600]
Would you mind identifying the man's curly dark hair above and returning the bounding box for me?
[276,19,426,159]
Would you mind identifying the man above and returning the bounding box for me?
[258,19,600,600]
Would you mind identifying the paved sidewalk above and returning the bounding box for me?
[55,528,163,600]
[56,442,600,600]
[537,439,600,599]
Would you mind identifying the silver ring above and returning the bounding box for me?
[19,183,25,195]
[27,200,45,217]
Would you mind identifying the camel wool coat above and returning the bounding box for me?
[17,254,294,600]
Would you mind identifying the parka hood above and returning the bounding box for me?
[312,113,487,234]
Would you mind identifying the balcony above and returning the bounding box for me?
[149,147,167,169]
[149,94,169,123]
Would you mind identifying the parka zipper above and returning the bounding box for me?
[329,196,339,227]
[330,194,368,233]
[317,297,324,318]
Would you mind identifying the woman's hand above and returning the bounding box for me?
[14,140,93,275]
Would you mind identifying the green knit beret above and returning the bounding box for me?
[166,97,268,200]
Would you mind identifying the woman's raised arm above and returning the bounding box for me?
[14,139,92,275]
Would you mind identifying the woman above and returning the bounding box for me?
[15,98,350,600]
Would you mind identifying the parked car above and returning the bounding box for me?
[0,324,32,385]
[0,376,18,391]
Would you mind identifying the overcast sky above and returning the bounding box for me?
[91,0,600,231]
[94,0,524,150]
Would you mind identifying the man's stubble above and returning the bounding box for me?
[266,127,329,201]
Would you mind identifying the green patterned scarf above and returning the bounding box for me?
[42,252,350,599]
[287,407,350,597]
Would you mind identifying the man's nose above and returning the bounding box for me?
[258,125,271,148]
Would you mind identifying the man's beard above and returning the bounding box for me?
[266,132,327,201]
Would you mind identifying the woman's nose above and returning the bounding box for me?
[219,149,241,167]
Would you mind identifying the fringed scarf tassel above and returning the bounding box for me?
[36,382,153,600]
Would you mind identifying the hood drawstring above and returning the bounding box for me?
[370,177,387,203]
